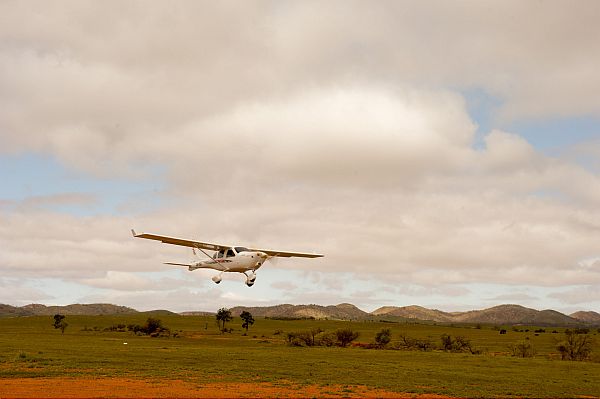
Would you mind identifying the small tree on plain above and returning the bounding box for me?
[53,314,68,334]
[557,330,594,361]
[374,328,391,348]
[309,328,324,346]
[335,328,359,347]
[216,308,233,333]
[240,311,255,335]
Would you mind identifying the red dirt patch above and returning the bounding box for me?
[0,377,458,398]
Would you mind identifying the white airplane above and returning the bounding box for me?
[131,230,323,286]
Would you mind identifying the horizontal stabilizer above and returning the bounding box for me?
[164,262,194,267]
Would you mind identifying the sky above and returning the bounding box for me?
[1,1,600,314]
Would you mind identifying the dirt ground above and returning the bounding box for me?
[0,377,458,398]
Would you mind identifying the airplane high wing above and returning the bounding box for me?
[131,230,323,258]
[131,231,230,251]
[132,230,323,286]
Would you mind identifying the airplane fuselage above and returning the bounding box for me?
[190,249,268,273]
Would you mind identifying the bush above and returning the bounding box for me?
[440,334,479,354]
[286,331,312,346]
[374,328,392,348]
[510,340,536,358]
[557,331,594,361]
[128,318,170,337]
[317,331,337,347]
[335,329,359,347]
[104,324,127,332]
[285,328,358,348]
[396,333,433,351]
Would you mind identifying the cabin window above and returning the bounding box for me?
[234,247,249,253]
[214,250,225,259]
[226,249,235,257]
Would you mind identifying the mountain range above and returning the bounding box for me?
[1,303,599,326]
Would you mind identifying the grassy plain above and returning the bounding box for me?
[1,314,600,398]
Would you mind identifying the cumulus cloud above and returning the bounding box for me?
[548,286,600,305]
[0,278,54,305]
[1,2,599,311]
[1,193,97,212]
[2,87,600,293]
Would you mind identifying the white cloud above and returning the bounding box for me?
[0,278,54,305]
[79,271,191,291]
[1,88,600,293]
[548,286,600,305]
[1,2,600,311]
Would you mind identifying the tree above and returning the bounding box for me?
[53,314,68,334]
[374,328,391,348]
[335,328,359,347]
[309,327,324,346]
[240,311,255,335]
[144,318,164,335]
[557,330,594,361]
[216,308,233,333]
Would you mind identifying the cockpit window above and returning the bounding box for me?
[234,247,249,253]
[225,249,235,257]
[214,250,225,259]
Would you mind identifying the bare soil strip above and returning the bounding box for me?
[0,377,457,398]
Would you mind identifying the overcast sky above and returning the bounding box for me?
[1,1,600,313]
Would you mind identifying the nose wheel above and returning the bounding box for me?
[212,273,223,284]
[244,271,257,287]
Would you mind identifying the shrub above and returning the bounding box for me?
[374,328,392,348]
[440,334,479,354]
[317,331,337,347]
[396,333,433,351]
[335,329,359,347]
[557,331,594,361]
[286,331,312,346]
[510,340,536,358]
[128,318,170,337]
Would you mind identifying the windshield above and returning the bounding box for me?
[234,247,249,253]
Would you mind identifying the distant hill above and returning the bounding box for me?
[230,303,369,320]
[180,311,216,316]
[373,304,582,326]
[0,304,34,317]
[1,302,597,326]
[1,303,138,316]
[372,305,455,322]
[138,309,179,316]
[570,311,600,324]
[454,305,579,326]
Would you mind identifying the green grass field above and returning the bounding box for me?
[1,314,599,397]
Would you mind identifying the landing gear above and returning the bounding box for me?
[244,271,257,287]
[212,273,223,284]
